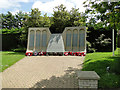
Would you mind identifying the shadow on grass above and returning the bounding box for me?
[82,55,120,89]
[82,55,120,74]
[83,59,92,64]
[106,56,120,74]
[31,67,80,88]
[82,59,113,75]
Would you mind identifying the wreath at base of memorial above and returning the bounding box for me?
[25,52,33,56]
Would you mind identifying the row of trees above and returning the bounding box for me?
[1,4,86,50]
[1,1,120,33]
[1,1,120,51]
[1,4,86,33]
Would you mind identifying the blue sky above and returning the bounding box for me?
[0,0,86,16]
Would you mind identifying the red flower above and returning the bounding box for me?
[77,52,81,56]
[73,52,78,56]
[68,51,73,55]
[25,52,33,56]
[80,52,86,56]
[38,52,46,56]
[64,52,68,56]
[38,52,42,56]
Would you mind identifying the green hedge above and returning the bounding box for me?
[2,28,27,51]
[2,34,21,51]
[2,28,23,34]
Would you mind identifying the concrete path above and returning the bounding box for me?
[2,56,84,88]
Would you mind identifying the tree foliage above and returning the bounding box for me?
[2,11,27,29]
[50,4,86,33]
[83,0,120,30]
[23,8,50,32]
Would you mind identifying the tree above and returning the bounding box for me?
[14,11,27,29]
[23,8,42,28]
[23,8,51,30]
[50,4,87,33]
[2,12,15,29]
[50,4,70,33]
[42,13,51,27]
[69,8,86,26]
[83,1,119,51]
[83,0,120,30]
[2,11,27,29]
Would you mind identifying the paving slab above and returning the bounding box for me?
[2,56,84,88]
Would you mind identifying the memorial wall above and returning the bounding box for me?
[62,27,86,52]
[27,28,51,52]
[26,27,86,53]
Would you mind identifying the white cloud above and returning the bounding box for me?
[0,0,35,9]
[15,0,30,2]
[0,0,86,16]
[11,0,34,3]
[0,0,20,9]
[11,0,40,2]
[32,0,86,15]
[71,0,86,12]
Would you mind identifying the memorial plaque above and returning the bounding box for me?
[35,30,41,50]
[72,30,78,51]
[79,30,85,51]
[42,31,47,47]
[66,30,72,51]
[66,33,71,47]
[29,30,35,50]
[72,30,78,47]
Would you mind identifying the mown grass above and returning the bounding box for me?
[82,48,120,88]
[1,51,25,72]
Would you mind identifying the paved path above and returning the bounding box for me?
[2,56,84,88]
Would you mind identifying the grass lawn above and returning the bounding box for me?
[82,48,120,88]
[1,51,25,72]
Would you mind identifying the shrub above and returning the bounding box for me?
[12,47,26,52]
[86,41,96,53]
[87,27,117,52]
[2,28,27,50]
[2,34,21,51]
[95,34,112,52]
[2,28,23,34]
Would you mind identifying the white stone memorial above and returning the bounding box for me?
[26,27,86,55]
